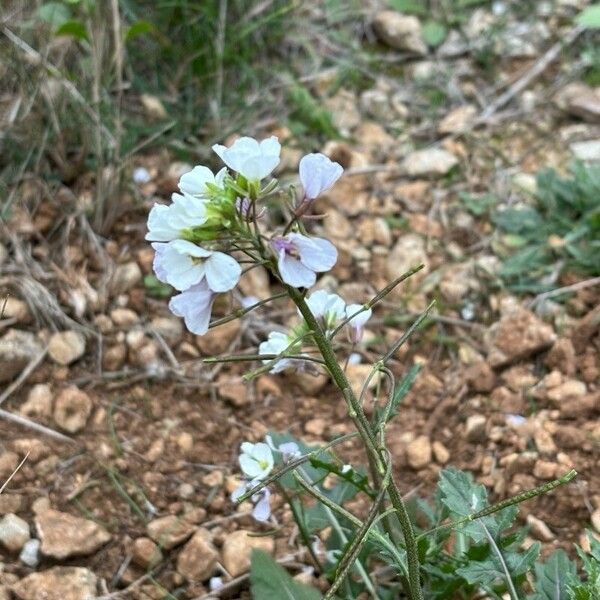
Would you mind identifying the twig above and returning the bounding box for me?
[0,346,48,407]
[479,25,585,120]
[528,276,600,308]
[0,409,75,444]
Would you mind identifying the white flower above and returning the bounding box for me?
[305,290,346,329]
[168,280,216,335]
[299,153,343,200]
[239,442,274,480]
[231,480,272,522]
[152,239,241,292]
[259,331,296,373]
[178,165,227,196]
[272,233,337,288]
[212,136,281,181]
[345,303,372,343]
[145,192,207,242]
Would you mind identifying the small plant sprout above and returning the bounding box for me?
[147,134,580,598]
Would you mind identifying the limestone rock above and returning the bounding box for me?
[176,528,218,582]
[485,308,556,368]
[110,261,142,294]
[402,148,459,177]
[373,11,427,55]
[36,509,111,559]
[20,383,53,418]
[132,537,162,569]
[54,386,92,433]
[1,298,30,323]
[147,515,195,550]
[556,82,600,123]
[386,234,428,288]
[19,538,41,567]
[221,530,275,578]
[570,140,600,162]
[406,435,432,470]
[465,415,487,443]
[11,567,97,600]
[438,105,477,134]
[0,513,30,552]
[0,451,19,478]
[0,329,43,383]
[464,361,496,393]
[48,331,86,366]
[526,514,555,541]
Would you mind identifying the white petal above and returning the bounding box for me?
[214,167,228,187]
[278,251,316,288]
[259,136,281,157]
[204,252,242,292]
[178,165,215,195]
[239,455,264,479]
[169,239,212,258]
[240,155,279,181]
[252,443,274,470]
[146,204,178,241]
[212,144,228,161]
[299,153,343,199]
[151,243,169,283]
[252,490,271,522]
[289,234,337,273]
[346,304,372,328]
[168,282,214,335]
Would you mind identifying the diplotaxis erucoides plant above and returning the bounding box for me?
[146,135,580,599]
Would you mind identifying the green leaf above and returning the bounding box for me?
[577,4,600,28]
[55,20,88,41]
[37,2,72,27]
[125,20,156,42]
[250,549,322,599]
[422,21,447,47]
[388,0,427,15]
[529,549,577,599]
[460,192,497,216]
[143,275,172,299]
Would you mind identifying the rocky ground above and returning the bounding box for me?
[0,2,599,599]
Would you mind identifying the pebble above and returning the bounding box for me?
[147,515,195,550]
[150,316,183,346]
[48,331,86,365]
[591,509,600,534]
[304,418,327,437]
[35,509,111,559]
[53,386,92,433]
[533,428,556,456]
[485,308,556,367]
[221,530,275,578]
[0,329,43,383]
[132,537,162,569]
[545,338,577,376]
[176,528,219,582]
[372,11,427,55]
[406,435,432,470]
[464,361,496,393]
[0,494,23,515]
[570,140,600,162]
[0,513,30,552]
[110,308,139,327]
[196,319,241,355]
[526,514,555,541]
[465,415,487,443]
[19,538,41,567]
[11,567,97,600]
[110,261,142,294]
[556,82,600,123]
[218,380,248,407]
[20,383,53,418]
[533,460,558,480]
[0,451,19,478]
[432,441,450,464]
[438,105,477,134]
[546,380,587,404]
[1,298,30,323]
[401,148,459,177]
[386,234,429,289]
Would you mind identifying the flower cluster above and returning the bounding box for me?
[146,136,343,335]
[259,290,372,373]
[231,437,300,522]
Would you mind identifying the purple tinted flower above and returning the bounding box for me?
[345,304,372,343]
[168,279,216,335]
[251,487,272,522]
[299,153,343,200]
[272,233,337,288]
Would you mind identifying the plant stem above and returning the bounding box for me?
[286,285,424,600]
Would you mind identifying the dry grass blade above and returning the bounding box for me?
[0,345,48,407]
[0,451,29,495]
[0,408,75,444]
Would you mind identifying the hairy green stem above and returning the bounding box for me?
[286,285,423,600]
